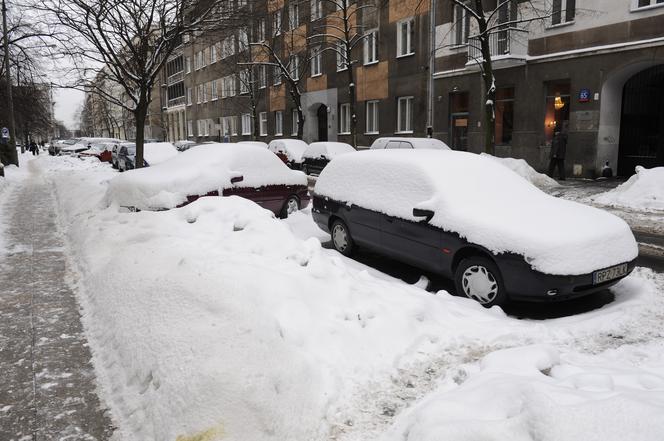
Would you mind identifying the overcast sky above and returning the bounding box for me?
[54,88,84,130]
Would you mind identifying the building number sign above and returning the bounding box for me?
[578,88,591,103]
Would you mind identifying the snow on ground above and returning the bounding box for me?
[591,166,664,212]
[21,155,664,441]
[481,153,559,189]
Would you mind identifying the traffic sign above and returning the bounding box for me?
[1,127,9,138]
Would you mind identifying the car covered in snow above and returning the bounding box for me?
[312,150,638,307]
[107,143,309,217]
[78,142,115,162]
[239,141,269,149]
[174,140,196,151]
[60,137,121,156]
[301,142,355,176]
[267,139,308,169]
[369,137,451,150]
[117,142,179,171]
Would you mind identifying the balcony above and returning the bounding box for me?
[167,96,186,108]
[467,28,527,69]
[167,71,184,86]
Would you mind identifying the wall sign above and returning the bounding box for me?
[578,88,591,103]
[1,127,9,138]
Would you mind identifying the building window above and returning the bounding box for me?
[339,103,351,134]
[311,0,323,20]
[634,0,664,9]
[222,36,235,58]
[259,112,268,136]
[211,80,219,100]
[256,18,266,41]
[449,91,469,151]
[185,56,191,74]
[242,113,252,135]
[453,3,470,45]
[230,116,238,136]
[495,87,514,145]
[366,100,379,134]
[311,46,322,77]
[397,96,413,133]
[336,0,349,10]
[396,18,414,57]
[187,120,193,137]
[258,65,267,88]
[210,45,217,62]
[238,29,249,51]
[275,111,283,135]
[292,109,299,135]
[552,0,576,25]
[196,84,202,104]
[239,69,250,94]
[336,41,346,71]
[289,54,300,80]
[273,66,282,85]
[544,81,571,146]
[273,10,282,36]
[186,87,192,105]
[364,30,378,64]
[202,83,208,103]
[288,2,299,29]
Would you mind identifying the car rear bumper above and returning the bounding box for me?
[498,254,637,302]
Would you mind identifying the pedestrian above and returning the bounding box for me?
[29,140,38,156]
[548,126,567,180]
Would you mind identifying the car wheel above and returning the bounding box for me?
[279,195,299,219]
[331,219,355,257]
[302,165,309,175]
[454,256,507,308]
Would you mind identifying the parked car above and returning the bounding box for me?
[53,139,79,155]
[370,137,451,150]
[267,139,308,169]
[301,142,355,176]
[78,142,114,162]
[174,140,196,151]
[112,142,133,169]
[312,150,638,307]
[239,141,269,149]
[61,137,121,156]
[107,143,309,217]
[118,142,179,171]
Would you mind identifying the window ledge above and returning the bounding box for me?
[547,20,575,29]
[338,131,351,135]
[364,131,379,135]
[363,60,379,66]
[275,133,283,136]
[395,131,413,135]
[396,52,415,59]
[448,43,468,51]
[311,73,322,78]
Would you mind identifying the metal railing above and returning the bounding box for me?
[167,96,186,108]
[467,28,513,63]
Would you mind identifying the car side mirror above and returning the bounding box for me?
[230,175,244,184]
[413,208,434,222]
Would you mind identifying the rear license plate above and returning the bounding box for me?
[593,263,628,284]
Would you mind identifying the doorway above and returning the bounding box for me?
[317,105,328,142]
[618,64,664,176]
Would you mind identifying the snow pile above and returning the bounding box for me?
[143,142,179,165]
[303,142,355,160]
[382,343,664,441]
[238,141,269,149]
[592,166,664,211]
[106,143,306,210]
[315,150,638,275]
[481,153,559,189]
[268,139,308,162]
[370,137,451,150]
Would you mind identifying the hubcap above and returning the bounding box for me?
[287,198,298,214]
[332,224,348,252]
[461,265,498,304]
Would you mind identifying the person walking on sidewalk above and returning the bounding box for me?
[548,126,567,180]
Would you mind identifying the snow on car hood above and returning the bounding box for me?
[303,142,355,160]
[107,144,307,210]
[143,142,179,165]
[315,150,638,275]
[268,139,308,162]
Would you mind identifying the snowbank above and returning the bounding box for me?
[143,142,179,165]
[592,166,664,211]
[481,153,559,189]
[315,150,637,275]
[106,143,306,210]
[381,343,664,441]
[268,139,308,162]
[303,142,355,160]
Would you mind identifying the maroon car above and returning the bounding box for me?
[108,143,310,218]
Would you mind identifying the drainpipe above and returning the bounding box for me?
[426,0,436,138]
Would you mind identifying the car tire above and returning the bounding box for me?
[279,195,299,219]
[302,165,309,175]
[454,256,507,308]
[331,219,355,257]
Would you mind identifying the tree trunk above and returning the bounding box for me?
[346,59,357,149]
[134,102,148,169]
[475,0,496,155]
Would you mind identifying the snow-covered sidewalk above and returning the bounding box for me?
[30,154,664,441]
[0,158,114,440]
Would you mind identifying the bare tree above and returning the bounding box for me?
[37,0,245,168]
[448,0,551,154]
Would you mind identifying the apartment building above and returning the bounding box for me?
[161,0,664,177]
[434,0,664,177]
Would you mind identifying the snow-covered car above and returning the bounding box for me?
[312,150,638,307]
[267,139,308,169]
[370,137,451,150]
[174,140,196,151]
[239,141,269,149]
[301,142,355,176]
[111,142,133,168]
[78,142,115,162]
[107,143,309,217]
[117,142,179,171]
[60,137,121,156]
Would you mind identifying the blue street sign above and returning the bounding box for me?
[579,88,591,103]
[1,127,9,138]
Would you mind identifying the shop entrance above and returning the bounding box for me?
[618,64,664,176]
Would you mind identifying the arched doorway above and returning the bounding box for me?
[618,65,664,176]
[317,104,328,142]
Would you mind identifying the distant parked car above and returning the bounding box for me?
[174,140,196,151]
[267,139,308,169]
[60,137,121,156]
[301,142,355,176]
[111,142,133,169]
[312,150,638,308]
[370,137,451,150]
[107,144,309,218]
[118,142,179,171]
[78,142,114,162]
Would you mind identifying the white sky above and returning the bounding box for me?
[54,87,84,130]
